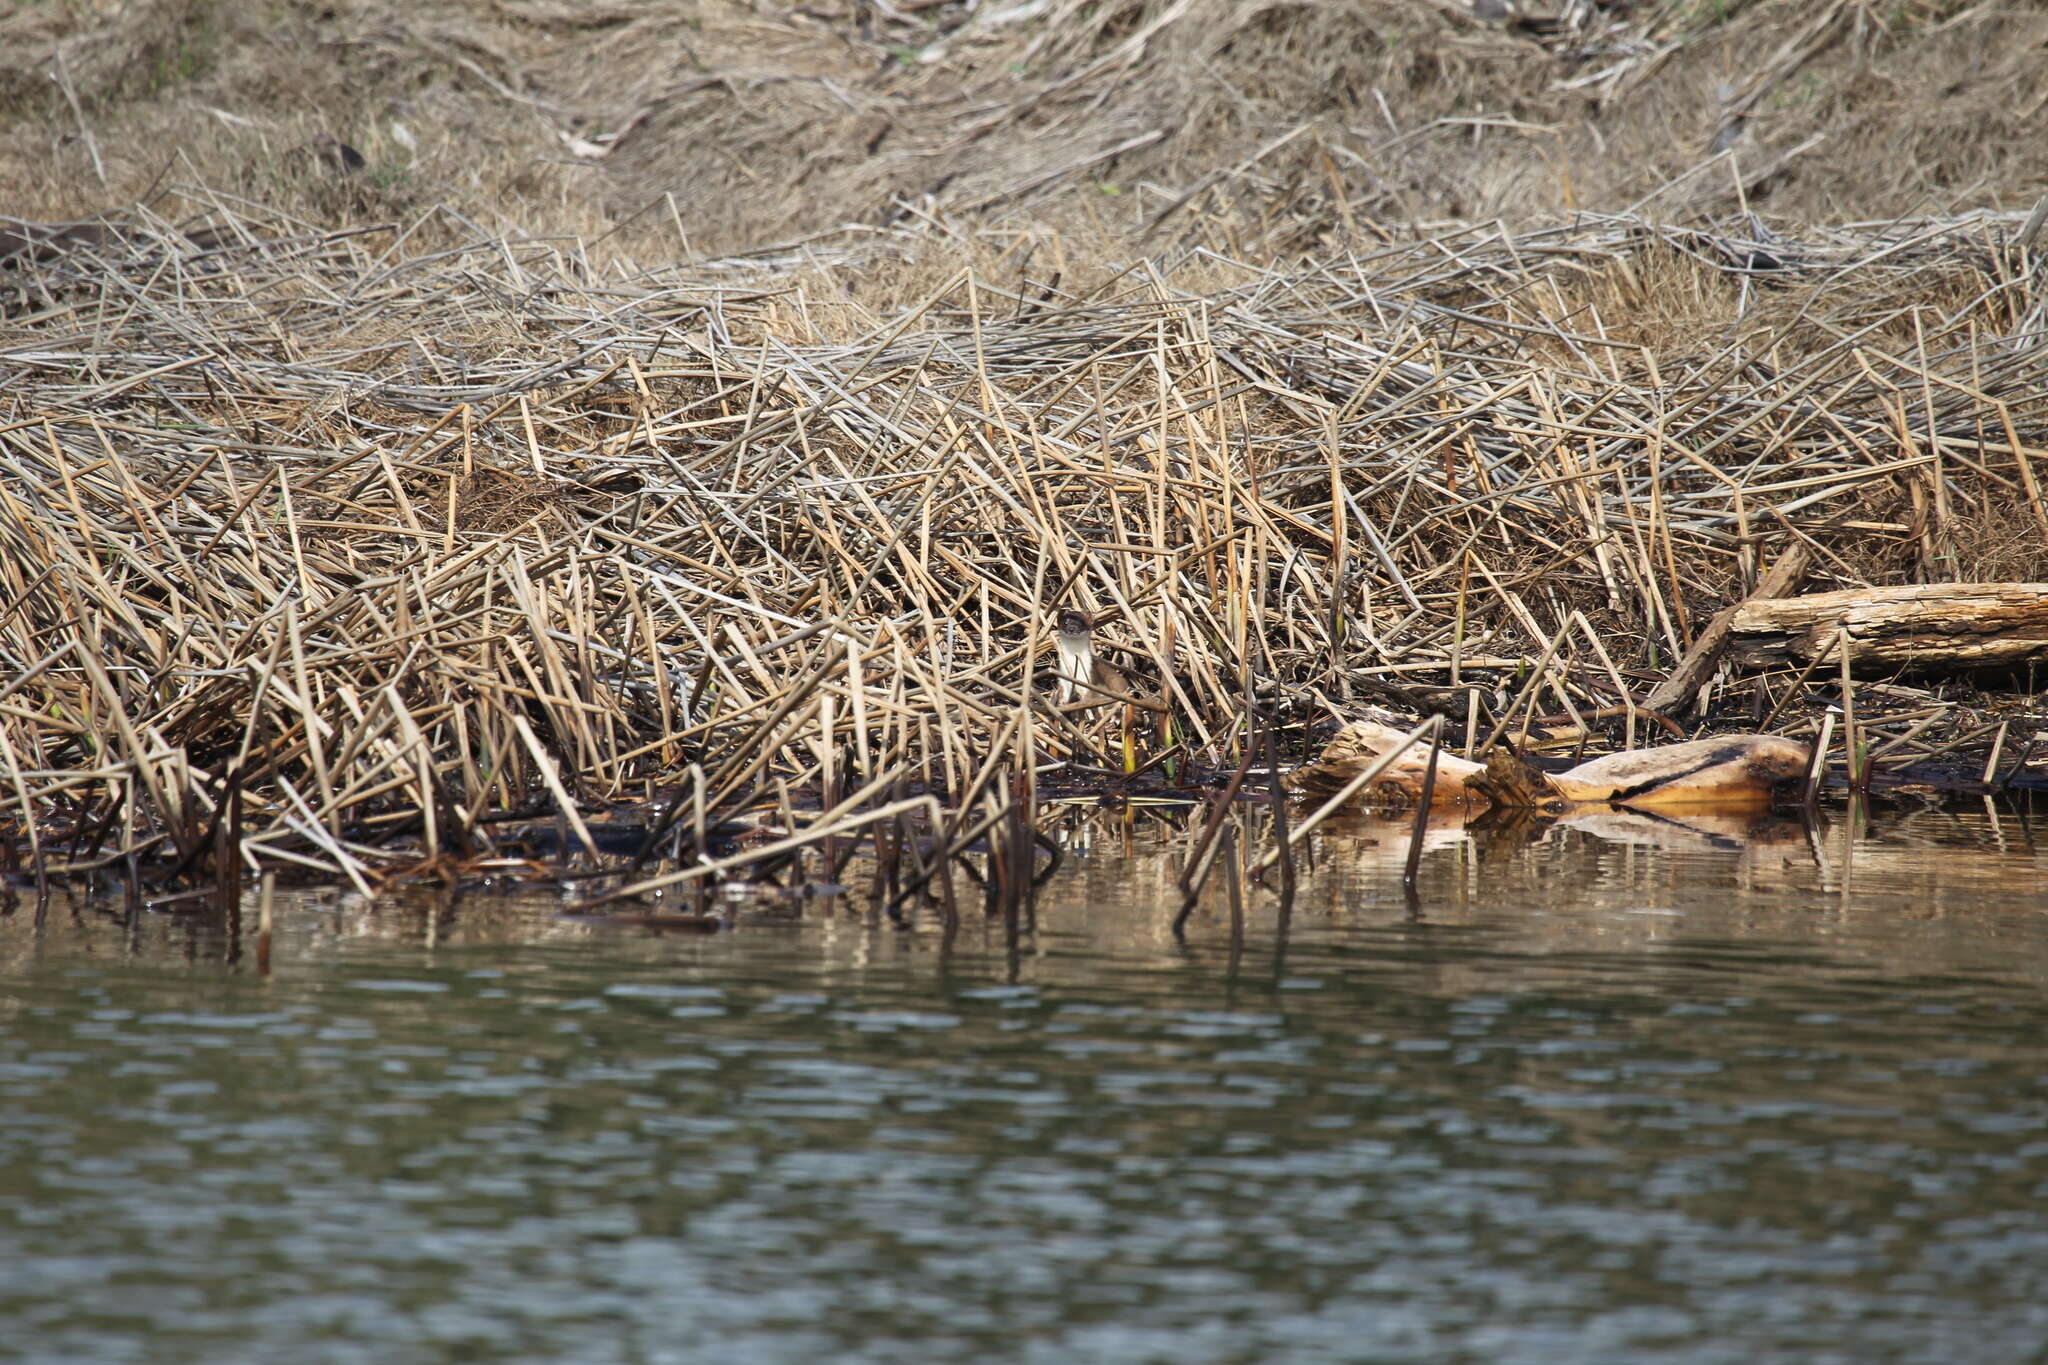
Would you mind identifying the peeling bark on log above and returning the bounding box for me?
[1726,583,2048,674]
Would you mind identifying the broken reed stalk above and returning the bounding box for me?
[256,870,275,976]
[1401,718,1445,893]
[1837,628,1867,794]
[1998,736,2036,791]
[1222,824,1244,956]
[1172,730,1259,936]
[1804,712,1836,808]
[1983,720,2011,786]
[1,197,2044,903]
[1264,726,1295,917]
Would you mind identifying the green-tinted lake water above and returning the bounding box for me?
[4,801,2048,1363]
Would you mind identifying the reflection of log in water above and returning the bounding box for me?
[1310,804,1814,879]
[1554,807,1812,860]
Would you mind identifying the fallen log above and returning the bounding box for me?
[1726,582,2048,674]
[1289,721,1810,811]
[1286,721,1492,806]
[1541,734,1810,809]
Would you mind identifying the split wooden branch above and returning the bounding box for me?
[1642,544,1812,716]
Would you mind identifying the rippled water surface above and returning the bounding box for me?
[5,802,2048,1364]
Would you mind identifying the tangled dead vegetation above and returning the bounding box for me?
[1,193,2046,897]
[5,1,2047,258]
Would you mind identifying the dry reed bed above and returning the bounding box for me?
[1,198,2045,896]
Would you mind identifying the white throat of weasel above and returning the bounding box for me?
[1054,609,1094,703]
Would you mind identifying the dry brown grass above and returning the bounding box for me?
[6,1,2048,260]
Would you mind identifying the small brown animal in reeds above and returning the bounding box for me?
[1055,607,1141,707]
[1054,607,1098,704]
[1052,608,1163,711]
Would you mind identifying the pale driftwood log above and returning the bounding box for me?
[1726,583,2048,673]
[1287,721,1492,805]
[1290,721,1810,811]
[1543,735,1811,809]
[1642,543,1812,715]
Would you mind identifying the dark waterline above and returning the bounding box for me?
[4,802,2048,1364]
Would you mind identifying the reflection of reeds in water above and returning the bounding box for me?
[9,797,2038,984]
[1043,796,2048,979]
[0,200,2045,911]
